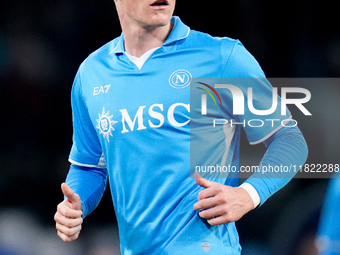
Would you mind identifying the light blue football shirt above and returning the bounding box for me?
[68,16,291,254]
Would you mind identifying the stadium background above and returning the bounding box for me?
[0,0,339,254]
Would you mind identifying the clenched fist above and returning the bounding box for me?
[193,173,254,225]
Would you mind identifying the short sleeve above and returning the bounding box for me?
[68,70,105,168]
[220,40,292,144]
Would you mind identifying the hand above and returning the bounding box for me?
[193,173,254,226]
[54,183,83,242]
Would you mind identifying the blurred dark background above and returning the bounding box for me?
[0,0,339,254]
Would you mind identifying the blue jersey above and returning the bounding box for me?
[68,17,292,254]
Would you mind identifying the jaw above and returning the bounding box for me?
[144,0,174,27]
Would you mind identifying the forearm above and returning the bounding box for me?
[244,123,308,206]
[65,164,108,218]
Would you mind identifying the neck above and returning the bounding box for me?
[121,22,173,58]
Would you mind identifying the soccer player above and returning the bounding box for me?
[54,0,308,254]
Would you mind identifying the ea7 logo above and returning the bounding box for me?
[169,69,192,89]
[93,84,111,96]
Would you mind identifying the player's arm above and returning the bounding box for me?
[55,65,107,242]
[194,124,308,225]
[54,164,108,242]
[243,123,308,206]
[194,40,308,225]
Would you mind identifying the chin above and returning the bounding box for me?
[148,14,172,27]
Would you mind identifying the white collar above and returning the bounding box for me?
[125,47,160,70]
